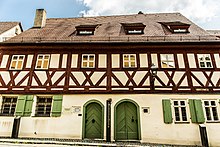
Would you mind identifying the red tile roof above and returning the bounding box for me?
[7,13,219,43]
[0,22,21,34]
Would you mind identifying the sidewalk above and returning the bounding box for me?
[0,137,200,147]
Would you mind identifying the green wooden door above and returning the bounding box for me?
[116,102,138,140]
[85,102,103,139]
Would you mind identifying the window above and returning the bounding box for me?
[0,96,17,116]
[36,54,50,69]
[173,100,188,122]
[123,54,136,68]
[75,25,97,35]
[82,54,95,68]
[10,55,25,70]
[160,21,190,33]
[160,54,175,68]
[198,54,213,68]
[121,23,145,35]
[203,100,219,121]
[35,96,52,117]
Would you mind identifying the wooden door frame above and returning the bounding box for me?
[114,99,141,141]
[82,99,104,139]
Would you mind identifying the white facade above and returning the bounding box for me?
[0,94,219,146]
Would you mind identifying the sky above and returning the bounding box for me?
[0,0,220,30]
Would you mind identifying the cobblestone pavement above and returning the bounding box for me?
[0,137,200,147]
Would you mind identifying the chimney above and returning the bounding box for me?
[33,9,47,28]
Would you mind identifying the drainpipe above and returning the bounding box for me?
[199,124,209,147]
[106,98,112,142]
[11,116,21,138]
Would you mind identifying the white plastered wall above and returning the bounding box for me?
[0,94,219,146]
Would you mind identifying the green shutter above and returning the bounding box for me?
[15,95,27,116]
[23,95,34,117]
[162,99,172,124]
[51,95,63,117]
[189,99,205,123]
[189,99,197,123]
[194,99,205,123]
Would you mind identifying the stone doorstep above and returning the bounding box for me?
[0,138,199,147]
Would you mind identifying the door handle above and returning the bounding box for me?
[131,116,134,122]
[92,119,95,123]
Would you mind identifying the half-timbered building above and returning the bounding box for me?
[0,9,220,146]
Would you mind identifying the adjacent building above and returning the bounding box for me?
[0,22,23,42]
[0,9,220,146]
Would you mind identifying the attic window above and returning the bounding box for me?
[75,25,98,35]
[160,21,190,33]
[121,23,146,35]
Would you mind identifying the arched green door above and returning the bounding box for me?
[84,102,103,139]
[115,101,139,140]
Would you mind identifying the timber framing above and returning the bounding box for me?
[0,42,219,94]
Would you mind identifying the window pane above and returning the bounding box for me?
[44,55,49,59]
[43,60,48,68]
[174,107,180,121]
[19,56,24,60]
[205,56,210,60]
[89,55,94,61]
[131,62,136,67]
[13,56,18,60]
[130,55,135,60]
[200,62,205,67]
[206,62,212,67]
[174,101,178,106]
[11,61,16,68]
[37,61,42,68]
[181,107,187,121]
[124,62,129,67]
[180,101,185,105]
[83,56,88,61]
[38,55,43,59]
[82,62,87,67]
[17,61,23,69]
[205,107,211,120]
[89,62,94,67]
[211,101,216,106]
[212,107,218,120]
[204,101,209,106]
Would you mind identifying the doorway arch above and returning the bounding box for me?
[82,100,104,139]
[114,99,141,141]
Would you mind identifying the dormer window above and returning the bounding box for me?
[75,25,98,35]
[160,21,190,33]
[121,23,145,35]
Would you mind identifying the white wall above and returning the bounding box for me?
[0,94,219,146]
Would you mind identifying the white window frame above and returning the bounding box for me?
[9,55,25,70]
[160,54,175,68]
[203,100,219,122]
[197,54,213,68]
[35,54,50,69]
[35,96,53,117]
[0,96,17,116]
[123,54,137,68]
[172,99,189,122]
[81,54,95,68]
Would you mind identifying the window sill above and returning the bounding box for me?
[9,69,23,71]
[174,121,190,124]
[206,120,220,123]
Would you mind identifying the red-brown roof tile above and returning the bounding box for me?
[7,13,219,43]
